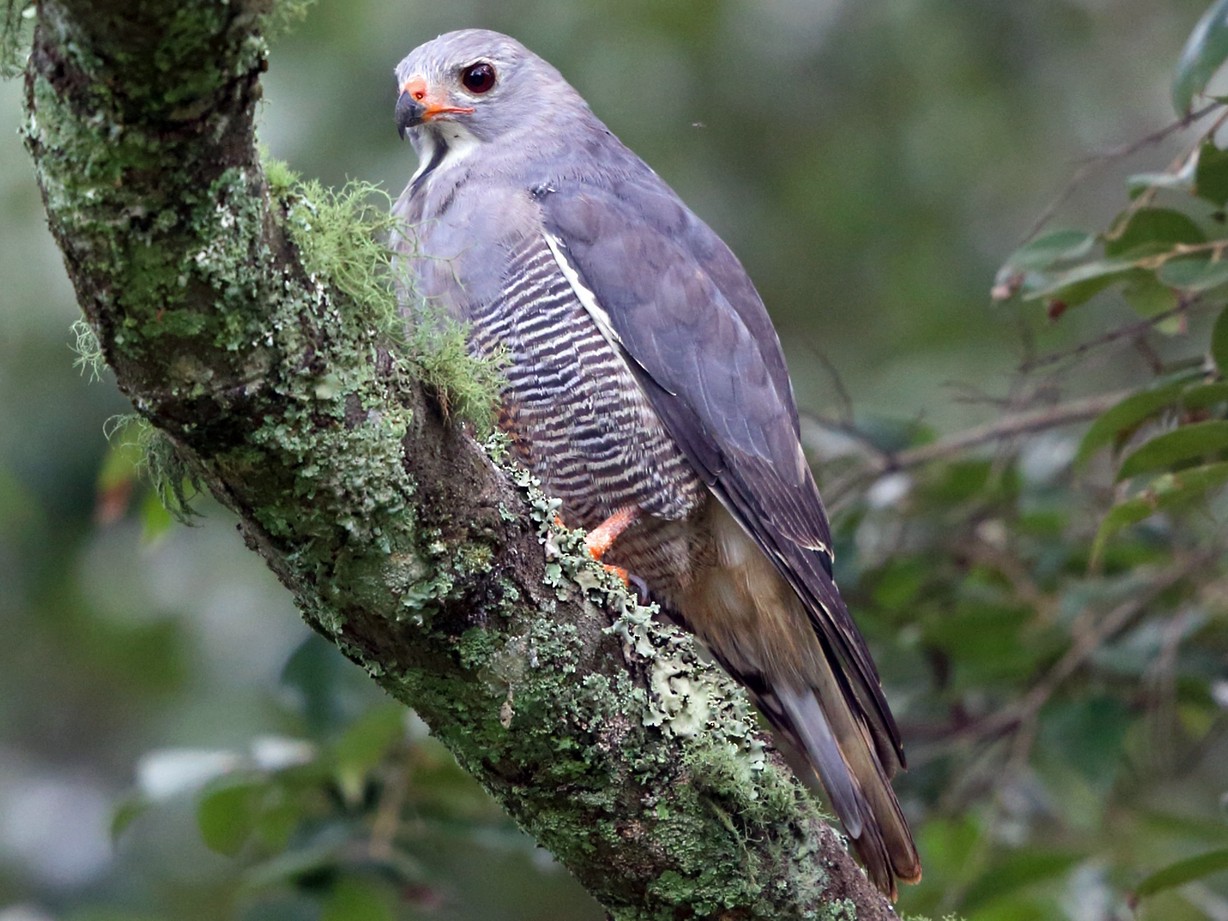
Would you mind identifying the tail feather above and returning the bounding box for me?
[686,503,921,898]
[771,680,921,899]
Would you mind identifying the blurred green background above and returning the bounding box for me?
[2,1,1224,919]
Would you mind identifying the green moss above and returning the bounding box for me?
[261,150,299,198]
[404,310,506,437]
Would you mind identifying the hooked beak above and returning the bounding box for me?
[396,76,475,139]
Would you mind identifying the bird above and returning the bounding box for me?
[391,28,921,897]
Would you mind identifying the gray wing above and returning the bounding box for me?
[537,170,905,767]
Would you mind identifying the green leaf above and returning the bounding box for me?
[1025,259,1138,306]
[322,878,395,921]
[1157,255,1228,292]
[1105,208,1205,259]
[333,704,406,798]
[1039,696,1133,789]
[1134,848,1228,898]
[1127,168,1196,197]
[1174,0,1228,113]
[1194,140,1228,206]
[1122,274,1179,323]
[1180,380,1228,410]
[110,794,151,842]
[922,604,1062,687]
[252,794,303,853]
[1002,230,1095,271]
[281,634,348,736]
[1212,305,1228,375]
[139,489,174,543]
[1138,808,1228,845]
[961,848,1081,912]
[1076,375,1202,465]
[1117,421,1228,479]
[1092,462,1228,564]
[245,837,347,889]
[197,778,265,856]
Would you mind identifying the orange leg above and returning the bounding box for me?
[583,507,650,601]
[585,506,640,562]
[554,506,648,599]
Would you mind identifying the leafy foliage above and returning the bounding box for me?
[1174,0,1228,114]
[113,635,559,920]
[929,16,1228,913]
[996,120,1228,574]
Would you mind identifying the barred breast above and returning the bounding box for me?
[467,235,709,593]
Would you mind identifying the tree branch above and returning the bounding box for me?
[22,2,896,917]
[876,391,1127,473]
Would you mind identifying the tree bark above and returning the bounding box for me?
[22,2,897,918]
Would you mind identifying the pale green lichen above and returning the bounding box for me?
[70,318,104,382]
[281,177,401,333]
[104,414,201,523]
[0,1,31,78]
[269,164,505,436]
[261,149,298,198]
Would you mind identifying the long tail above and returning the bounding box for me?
[758,675,921,899]
[681,502,921,896]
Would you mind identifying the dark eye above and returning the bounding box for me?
[461,62,496,94]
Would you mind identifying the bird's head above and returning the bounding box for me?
[394,29,583,156]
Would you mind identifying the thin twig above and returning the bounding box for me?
[958,554,1203,748]
[792,333,856,427]
[1019,101,1224,247]
[869,390,1128,474]
[811,390,1126,516]
[1112,106,1228,236]
[1019,298,1208,373]
[806,391,1126,478]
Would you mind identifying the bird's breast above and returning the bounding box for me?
[466,234,709,593]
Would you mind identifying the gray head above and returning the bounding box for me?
[394,30,589,159]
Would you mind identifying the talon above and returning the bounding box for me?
[627,572,651,605]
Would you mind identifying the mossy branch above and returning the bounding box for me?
[20,2,899,918]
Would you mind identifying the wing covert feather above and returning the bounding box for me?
[537,174,904,762]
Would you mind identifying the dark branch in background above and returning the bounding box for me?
[1018,297,1214,374]
[21,2,898,918]
[872,391,1127,473]
[801,389,1127,493]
